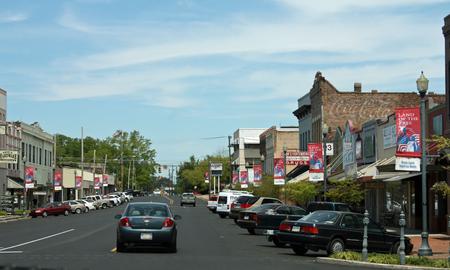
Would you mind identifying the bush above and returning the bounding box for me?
[331,251,361,261]
[367,253,399,264]
[286,181,319,206]
[13,209,30,216]
[406,256,449,268]
[0,210,8,216]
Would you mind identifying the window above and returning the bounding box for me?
[340,215,356,228]
[28,145,31,162]
[290,206,307,215]
[39,148,42,165]
[275,206,290,215]
[49,151,52,166]
[21,142,25,158]
[32,146,35,163]
[44,150,47,166]
[432,114,443,135]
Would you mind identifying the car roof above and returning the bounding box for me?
[127,202,169,206]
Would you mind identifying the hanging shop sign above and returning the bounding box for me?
[308,143,324,182]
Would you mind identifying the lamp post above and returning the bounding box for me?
[322,123,329,201]
[283,144,287,204]
[417,71,433,256]
[23,155,27,210]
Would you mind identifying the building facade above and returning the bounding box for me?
[0,89,6,195]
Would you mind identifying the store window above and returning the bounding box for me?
[432,114,443,135]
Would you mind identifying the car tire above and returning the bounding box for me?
[42,211,48,218]
[168,239,177,253]
[102,203,107,209]
[85,208,89,213]
[180,203,183,207]
[75,208,82,214]
[193,204,196,207]
[64,210,69,216]
[116,240,126,253]
[273,236,286,248]
[327,238,345,255]
[292,245,308,255]
[247,228,256,235]
[391,241,400,254]
[219,214,226,219]
[233,219,238,224]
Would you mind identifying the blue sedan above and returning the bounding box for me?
[115,202,181,252]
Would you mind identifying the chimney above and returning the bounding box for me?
[354,82,362,93]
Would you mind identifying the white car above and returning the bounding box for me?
[106,194,121,206]
[77,199,96,211]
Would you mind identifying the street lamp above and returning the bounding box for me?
[283,144,287,204]
[417,71,433,256]
[322,123,329,201]
[22,155,27,210]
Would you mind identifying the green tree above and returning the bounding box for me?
[250,175,281,198]
[286,181,319,207]
[325,179,364,205]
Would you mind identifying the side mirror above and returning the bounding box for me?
[174,215,182,220]
[114,214,122,220]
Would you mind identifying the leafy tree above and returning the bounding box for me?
[286,181,319,207]
[325,179,364,205]
[249,175,281,198]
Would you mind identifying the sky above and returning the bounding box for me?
[1,0,449,167]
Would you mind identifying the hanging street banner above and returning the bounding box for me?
[54,170,62,191]
[285,150,309,166]
[204,171,209,184]
[395,107,421,171]
[232,171,239,184]
[25,166,35,189]
[0,150,19,164]
[239,170,248,188]
[102,174,109,187]
[75,176,82,188]
[94,176,101,189]
[210,163,223,176]
[253,164,262,186]
[273,158,285,185]
[308,143,324,181]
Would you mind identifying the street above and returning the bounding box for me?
[0,196,368,270]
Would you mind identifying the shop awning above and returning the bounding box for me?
[7,177,24,189]
[382,172,421,182]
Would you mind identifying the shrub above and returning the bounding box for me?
[286,181,319,206]
[331,251,361,261]
[0,210,8,216]
[367,253,399,264]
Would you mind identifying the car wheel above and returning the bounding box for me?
[233,219,238,224]
[167,239,177,253]
[116,240,126,253]
[247,228,256,235]
[102,203,107,209]
[327,238,345,255]
[75,208,81,214]
[391,241,400,254]
[193,204,196,207]
[85,208,89,213]
[64,210,69,216]
[180,203,183,207]
[42,211,48,218]
[273,236,286,248]
[292,245,308,255]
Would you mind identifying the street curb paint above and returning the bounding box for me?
[316,257,446,270]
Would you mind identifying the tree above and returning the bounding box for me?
[325,179,364,206]
[286,181,319,207]
[250,175,281,198]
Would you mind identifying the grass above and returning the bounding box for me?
[331,251,450,269]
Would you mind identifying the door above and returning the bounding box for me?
[339,214,362,250]
[288,206,307,221]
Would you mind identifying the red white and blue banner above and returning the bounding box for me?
[308,143,324,181]
[94,176,101,189]
[273,158,285,185]
[395,107,421,171]
[102,174,109,187]
[53,170,62,191]
[239,170,248,188]
[75,175,82,188]
[232,171,239,184]
[25,166,35,189]
[253,164,262,186]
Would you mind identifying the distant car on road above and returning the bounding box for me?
[115,202,181,252]
[276,210,413,256]
[65,200,87,214]
[30,202,71,218]
[77,199,96,212]
[180,193,196,207]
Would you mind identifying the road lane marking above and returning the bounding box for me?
[111,247,116,253]
[0,251,23,254]
[0,229,75,252]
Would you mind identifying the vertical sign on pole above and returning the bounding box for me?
[54,170,62,191]
[253,164,262,187]
[239,170,248,188]
[273,158,285,185]
[395,107,421,171]
[308,143,324,181]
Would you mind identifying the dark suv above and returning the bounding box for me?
[306,202,351,213]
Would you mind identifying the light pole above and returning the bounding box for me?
[22,155,26,210]
[283,144,287,204]
[322,123,329,201]
[417,71,433,256]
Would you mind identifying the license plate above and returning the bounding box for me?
[266,230,274,235]
[244,216,249,220]
[291,226,300,232]
[140,233,153,240]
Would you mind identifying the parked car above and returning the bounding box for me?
[115,202,181,252]
[207,194,218,212]
[105,194,121,206]
[306,202,351,213]
[30,202,71,218]
[77,199,96,211]
[276,210,413,256]
[237,203,282,234]
[86,195,110,209]
[229,195,256,222]
[83,196,100,209]
[65,200,87,214]
[180,193,196,207]
[216,190,253,218]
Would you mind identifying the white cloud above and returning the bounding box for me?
[58,8,95,33]
[0,12,28,23]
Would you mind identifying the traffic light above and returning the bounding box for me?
[158,166,162,173]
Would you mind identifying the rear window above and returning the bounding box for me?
[236,196,252,203]
[335,204,351,212]
[126,204,169,217]
[307,203,333,212]
[301,211,339,224]
[218,196,227,204]
[249,203,280,212]
[247,197,260,204]
[182,193,194,198]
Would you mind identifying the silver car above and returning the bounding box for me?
[180,193,196,207]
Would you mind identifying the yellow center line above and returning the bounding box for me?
[111,247,117,253]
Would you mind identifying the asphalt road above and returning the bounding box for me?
[0,196,369,270]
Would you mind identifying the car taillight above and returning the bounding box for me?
[163,218,174,228]
[251,214,259,224]
[279,223,292,232]
[119,217,130,227]
[241,203,251,208]
[302,226,319,235]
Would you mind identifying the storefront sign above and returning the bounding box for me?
[210,163,223,176]
[285,150,309,165]
[94,176,101,189]
[0,150,18,164]
[396,107,421,158]
[75,176,82,188]
[308,143,324,181]
[102,174,109,187]
[54,170,62,191]
[25,166,35,189]
[273,158,285,185]
[395,157,421,171]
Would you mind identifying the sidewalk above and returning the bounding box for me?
[408,234,450,259]
[0,214,30,223]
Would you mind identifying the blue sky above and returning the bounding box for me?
[1,0,449,166]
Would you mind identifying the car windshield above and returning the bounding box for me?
[126,204,169,217]
[235,196,252,203]
[247,197,260,204]
[183,193,194,198]
[300,211,339,224]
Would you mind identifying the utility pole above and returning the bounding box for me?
[79,127,84,199]
[127,159,131,190]
[102,154,107,195]
[93,149,96,194]
[228,135,233,186]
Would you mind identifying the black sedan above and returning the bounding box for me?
[276,210,413,256]
[115,202,181,252]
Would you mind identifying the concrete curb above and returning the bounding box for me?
[316,257,447,270]
[0,215,31,224]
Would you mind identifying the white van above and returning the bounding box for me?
[216,190,252,218]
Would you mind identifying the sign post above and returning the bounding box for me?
[210,163,222,193]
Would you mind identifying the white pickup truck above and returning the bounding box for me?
[85,195,110,209]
